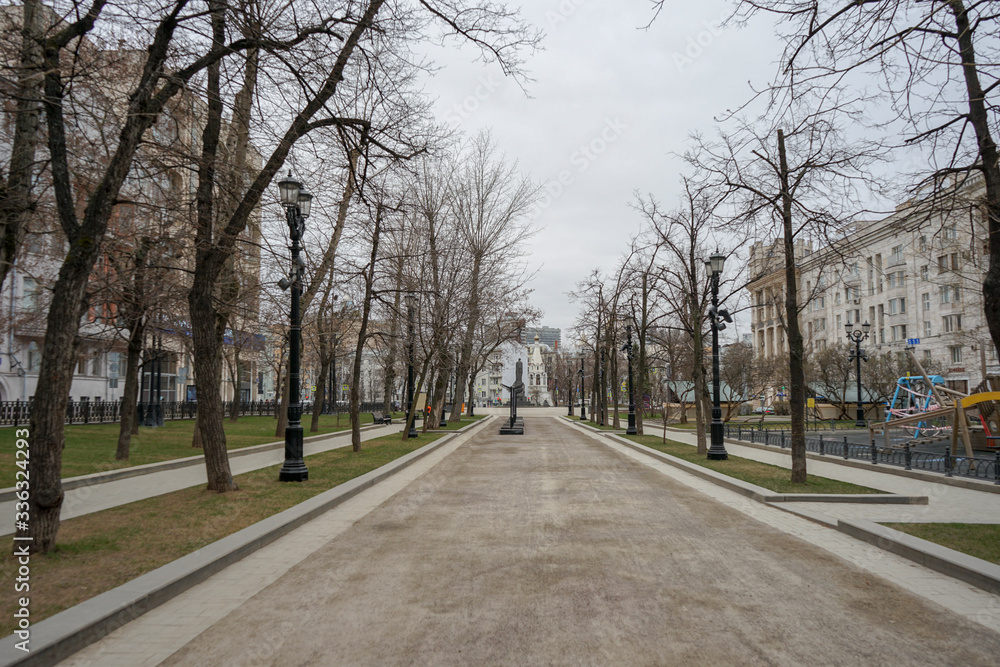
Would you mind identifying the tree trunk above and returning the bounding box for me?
[228,346,241,422]
[778,128,807,484]
[116,319,145,460]
[351,206,381,451]
[690,293,707,454]
[946,3,1000,363]
[451,254,482,421]
[0,0,44,289]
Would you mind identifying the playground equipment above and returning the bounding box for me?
[870,347,1000,456]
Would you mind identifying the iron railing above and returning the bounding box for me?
[724,424,1000,484]
[0,399,393,427]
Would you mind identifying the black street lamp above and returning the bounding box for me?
[578,356,586,420]
[277,172,312,482]
[623,324,637,435]
[706,250,731,461]
[845,320,871,427]
[405,293,418,438]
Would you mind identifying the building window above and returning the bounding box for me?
[919,236,927,251]
[889,245,905,265]
[944,224,958,240]
[923,350,932,362]
[891,324,907,341]
[950,345,963,364]
[888,298,906,315]
[924,321,931,337]
[940,285,961,304]
[22,277,37,311]
[835,291,841,305]
[920,265,928,281]
[26,342,41,372]
[922,293,930,311]
[886,270,905,288]
[942,315,963,332]
[90,352,101,376]
[836,314,842,330]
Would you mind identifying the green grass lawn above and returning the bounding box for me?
[882,523,1000,566]
[0,412,404,487]
[0,430,443,635]
[625,434,882,494]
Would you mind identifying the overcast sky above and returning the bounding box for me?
[417,0,781,341]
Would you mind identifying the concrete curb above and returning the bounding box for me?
[836,518,1000,596]
[0,416,493,667]
[0,424,389,502]
[569,421,926,505]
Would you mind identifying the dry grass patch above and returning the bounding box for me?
[0,432,439,636]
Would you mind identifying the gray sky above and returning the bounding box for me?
[418,0,781,339]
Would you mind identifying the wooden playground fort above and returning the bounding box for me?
[870,347,1000,456]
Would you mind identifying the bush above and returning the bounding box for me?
[772,400,791,415]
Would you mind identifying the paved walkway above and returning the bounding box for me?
[654,424,1000,524]
[0,424,401,534]
[63,416,1000,665]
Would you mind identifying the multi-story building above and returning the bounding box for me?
[519,326,561,349]
[0,5,264,405]
[748,179,996,395]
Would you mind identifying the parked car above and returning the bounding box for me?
[752,405,775,415]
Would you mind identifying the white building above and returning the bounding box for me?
[748,178,997,395]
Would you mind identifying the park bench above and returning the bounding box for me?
[370,411,392,425]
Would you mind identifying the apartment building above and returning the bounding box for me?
[0,5,263,404]
[747,180,996,395]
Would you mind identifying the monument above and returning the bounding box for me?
[499,358,525,435]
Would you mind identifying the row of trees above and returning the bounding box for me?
[571,0,999,483]
[0,0,540,553]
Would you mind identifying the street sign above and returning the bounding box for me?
[907,338,920,345]
[807,398,815,408]
[342,384,348,391]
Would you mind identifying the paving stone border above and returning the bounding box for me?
[0,417,492,667]
[0,424,389,502]
[836,518,1000,596]
[571,421,927,505]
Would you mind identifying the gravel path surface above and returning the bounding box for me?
[162,416,1000,666]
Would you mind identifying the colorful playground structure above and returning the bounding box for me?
[871,348,1000,456]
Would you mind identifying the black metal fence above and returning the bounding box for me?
[724,424,1000,484]
[0,399,393,427]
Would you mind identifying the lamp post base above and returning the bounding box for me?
[626,412,637,435]
[707,419,728,460]
[279,425,308,481]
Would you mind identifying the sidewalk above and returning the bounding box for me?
[58,415,1000,665]
[0,424,402,535]
[623,423,1000,524]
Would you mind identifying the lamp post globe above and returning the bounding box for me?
[405,293,418,438]
[278,172,310,482]
[706,250,728,461]
[624,324,637,436]
[845,320,871,427]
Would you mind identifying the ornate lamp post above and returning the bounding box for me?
[623,324,637,435]
[277,172,312,482]
[845,320,871,427]
[405,293,418,438]
[706,250,731,461]
[578,356,586,420]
